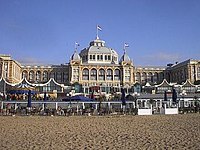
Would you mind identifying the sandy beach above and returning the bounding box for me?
[0,114,199,150]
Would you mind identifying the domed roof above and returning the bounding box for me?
[80,39,118,55]
[88,46,113,54]
[71,51,81,61]
[120,52,131,63]
[79,38,119,64]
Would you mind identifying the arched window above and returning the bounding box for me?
[29,70,34,81]
[43,71,48,81]
[147,72,153,83]
[90,68,97,80]
[36,71,41,82]
[153,72,158,83]
[114,69,120,80]
[99,69,105,80]
[106,69,113,80]
[22,71,28,79]
[82,68,89,80]
[135,72,141,83]
[160,72,164,82]
[141,72,147,84]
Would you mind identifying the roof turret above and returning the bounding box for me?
[120,52,131,63]
[71,51,81,61]
[70,42,81,62]
[119,44,131,63]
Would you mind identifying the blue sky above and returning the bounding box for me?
[0,0,200,66]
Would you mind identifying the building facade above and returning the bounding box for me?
[0,55,22,83]
[0,37,200,95]
[165,59,200,84]
[69,38,135,94]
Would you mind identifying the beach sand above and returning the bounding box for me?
[0,114,199,150]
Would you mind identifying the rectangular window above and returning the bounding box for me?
[198,67,200,78]
[90,55,92,60]
[101,55,103,60]
[105,55,107,60]
[93,55,95,60]
[106,76,112,80]
[97,55,100,60]
[108,55,111,60]
[125,76,130,81]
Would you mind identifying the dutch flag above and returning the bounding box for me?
[75,42,80,46]
[124,43,129,47]
[97,25,102,31]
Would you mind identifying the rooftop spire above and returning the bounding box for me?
[120,43,131,63]
[71,42,81,61]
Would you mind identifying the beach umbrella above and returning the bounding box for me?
[172,88,177,103]
[27,90,32,108]
[121,88,126,106]
[164,91,167,101]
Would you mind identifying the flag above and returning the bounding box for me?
[97,25,102,31]
[124,43,129,47]
[75,42,80,46]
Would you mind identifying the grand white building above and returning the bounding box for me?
[0,36,200,96]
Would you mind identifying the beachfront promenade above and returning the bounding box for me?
[1,100,135,116]
[1,99,200,116]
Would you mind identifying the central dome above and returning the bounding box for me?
[80,38,119,64]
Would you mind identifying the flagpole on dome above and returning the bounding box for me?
[75,42,80,53]
[123,42,125,53]
[123,43,129,53]
[96,25,102,40]
[75,42,77,52]
[96,25,99,39]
